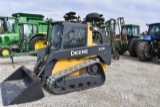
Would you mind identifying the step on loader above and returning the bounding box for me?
[1,14,111,106]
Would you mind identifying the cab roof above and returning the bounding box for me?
[0,16,15,18]
[147,23,160,26]
[125,24,139,27]
[12,13,44,19]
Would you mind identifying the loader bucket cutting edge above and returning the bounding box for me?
[0,66,44,106]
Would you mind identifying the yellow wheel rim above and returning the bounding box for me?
[34,40,46,50]
[2,49,9,56]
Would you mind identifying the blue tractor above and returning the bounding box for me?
[137,23,160,61]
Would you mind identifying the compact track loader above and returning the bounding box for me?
[1,18,111,106]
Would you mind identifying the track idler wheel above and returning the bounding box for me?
[88,64,99,75]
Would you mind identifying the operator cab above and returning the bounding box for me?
[49,22,87,50]
[19,23,38,51]
[49,21,106,51]
[19,23,38,41]
[121,24,140,40]
[147,23,160,40]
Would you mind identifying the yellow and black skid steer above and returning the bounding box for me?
[1,19,111,106]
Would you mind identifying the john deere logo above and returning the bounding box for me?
[71,49,88,56]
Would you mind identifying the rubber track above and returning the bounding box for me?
[46,58,105,94]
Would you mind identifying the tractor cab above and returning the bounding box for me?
[0,23,39,60]
[0,22,47,58]
[0,17,16,33]
[116,17,141,56]
[117,18,140,42]
[123,24,140,40]
[147,23,160,40]
[120,24,140,42]
[19,23,38,51]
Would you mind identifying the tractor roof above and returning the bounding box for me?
[18,20,47,25]
[51,21,87,27]
[147,23,160,26]
[12,13,44,19]
[125,24,139,27]
[0,16,15,19]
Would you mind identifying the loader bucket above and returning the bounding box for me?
[1,66,44,106]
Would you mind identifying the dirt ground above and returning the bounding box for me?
[0,53,160,107]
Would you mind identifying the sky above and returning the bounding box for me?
[0,0,159,32]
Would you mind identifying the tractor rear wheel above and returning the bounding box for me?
[129,38,138,57]
[137,41,153,61]
[0,47,11,57]
[30,36,46,51]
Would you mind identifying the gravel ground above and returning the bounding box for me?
[0,53,160,107]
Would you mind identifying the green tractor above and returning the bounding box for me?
[116,17,140,56]
[137,23,160,61]
[0,13,48,56]
[0,21,48,61]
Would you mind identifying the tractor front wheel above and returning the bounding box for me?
[30,36,46,51]
[0,47,11,57]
